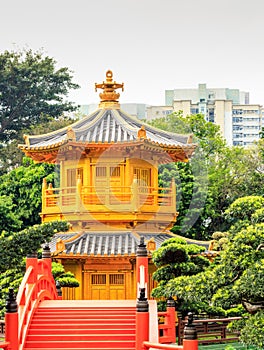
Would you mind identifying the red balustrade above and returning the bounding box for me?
[0,247,59,350]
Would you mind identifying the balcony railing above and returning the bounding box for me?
[42,179,176,215]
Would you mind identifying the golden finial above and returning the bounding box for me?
[95,70,124,108]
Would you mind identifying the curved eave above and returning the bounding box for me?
[18,140,68,163]
[19,138,197,163]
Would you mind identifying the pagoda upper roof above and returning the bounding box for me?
[19,70,196,162]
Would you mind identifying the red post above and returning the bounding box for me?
[136,237,149,297]
[182,313,198,350]
[56,280,63,300]
[183,339,198,350]
[136,288,149,350]
[42,245,52,274]
[136,237,149,350]
[5,288,18,350]
[166,298,176,343]
[26,253,38,284]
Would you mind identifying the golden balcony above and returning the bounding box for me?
[41,179,177,231]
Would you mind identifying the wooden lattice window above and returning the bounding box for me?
[96,166,107,177]
[67,169,76,187]
[91,274,106,285]
[67,168,83,186]
[109,274,124,285]
[134,168,151,188]
[110,166,121,177]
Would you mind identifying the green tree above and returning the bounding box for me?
[0,157,55,229]
[0,221,69,272]
[149,112,264,239]
[52,262,79,288]
[151,236,210,314]
[160,196,264,348]
[0,195,22,234]
[0,48,79,143]
[149,112,226,239]
[0,48,79,173]
[201,145,264,237]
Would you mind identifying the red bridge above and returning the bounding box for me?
[0,241,198,350]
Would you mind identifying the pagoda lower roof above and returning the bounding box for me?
[19,108,196,157]
[49,231,212,258]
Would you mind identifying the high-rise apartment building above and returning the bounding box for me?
[165,83,249,106]
[162,84,262,146]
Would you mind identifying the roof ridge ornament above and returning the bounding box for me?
[95,70,124,109]
[137,125,147,139]
[67,126,76,141]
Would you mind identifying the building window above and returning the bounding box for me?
[92,274,106,285]
[109,274,124,285]
[233,117,243,123]
[110,166,121,177]
[96,166,107,177]
[233,109,243,115]
[233,141,243,146]
[191,108,199,114]
[67,168,83,187]
[134,168,151,187]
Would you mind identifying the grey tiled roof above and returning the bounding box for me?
[65,232,137,256]
[50,231,175,257]
[22,108,192,149]
[49,231,211,257]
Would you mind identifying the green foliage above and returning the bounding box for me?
[0,195,22,234]
[150,113,264,240]
[51,262,66,279]
[234,259,264,304]
[148,111,226,157]
[52,262,79,288]
[252,208,264,224]
[0,48,79,144]
[211,231,229,251]
[0,221,69,273]
[0,48,79,174]
[150,112,226,240]
[151,236,210,317]
[228,312,264,349]
[0,265,24,317]
[225,196,264,227]
[0,157,55,228]
[160,196,264,347]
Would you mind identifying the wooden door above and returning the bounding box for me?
[90,273,125,300]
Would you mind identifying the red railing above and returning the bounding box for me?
[0,248,59,350]
[17,260,58,350]
[158,305,176,344]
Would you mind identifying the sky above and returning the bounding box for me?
[1,0,264,107]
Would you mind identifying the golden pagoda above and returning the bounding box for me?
[19,71,196,300]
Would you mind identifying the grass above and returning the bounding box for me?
[199,342,258,349]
